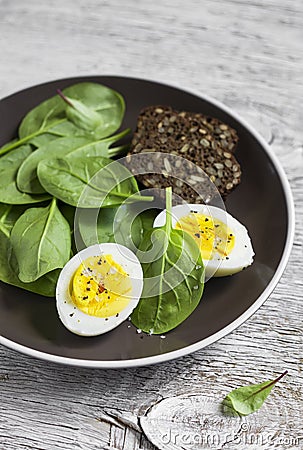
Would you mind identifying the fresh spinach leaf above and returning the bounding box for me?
[59,203,76,230]
[138,208,159,239]
[77,206,158,253]
[70,128,130,159]
[77,204,143,251]
[16,129,130,194]
[29,133,61,149]
[131,188,204,334]
[0,206,59,297]
[0,82,125,155]
[10,198,71,283]
[57,89,104,132]
[0,204,28,235]
[17,137,89,194]
[58,203,78,256]
[223,371,288,416]
[37,156,154,208]
[54,83,125,139]
[0,145,51,204]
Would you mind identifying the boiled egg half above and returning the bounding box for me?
[154,204,254,279]
[56,243,143,336]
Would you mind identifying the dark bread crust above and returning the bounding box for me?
[126,106,241,203]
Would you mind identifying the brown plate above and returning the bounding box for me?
[0,76,294,368]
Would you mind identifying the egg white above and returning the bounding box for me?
[56,243,143,336]
[153,204,254,279]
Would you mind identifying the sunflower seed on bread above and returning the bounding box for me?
[126,106,241,203]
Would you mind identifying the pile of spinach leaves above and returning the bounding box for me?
[0,85,205,336]
[0,82,151,297]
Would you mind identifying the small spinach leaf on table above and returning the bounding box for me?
[223,371,288,416]
[16,129,130,194]
[0,206,59,296]
[37,156,154,208]
[131,188,205,334]
[0,145,51,204]
[0,82,125,155]
[10,198,71,283]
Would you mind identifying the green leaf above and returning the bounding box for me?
[0,145,51,204]
[0,82,125,155]
[37,155,154,208]
[29,133,60,149]
[55,83,125,139]
[17,137,89,194]
[57,89,104,131]
[58,203,78,256]
[0,206,59,297]
[223,371,288,416]
[10,198,71,283]
[16,129,130,194]
[77,206,158,254]
[0,204,28,236]
[131,188,205,334]
[139,208,159,236]
[59,203,75,229]
[77,204,143,251]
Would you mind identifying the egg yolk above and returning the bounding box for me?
[71,254,132,318]
[176,212,235,260]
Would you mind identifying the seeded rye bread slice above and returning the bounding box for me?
[126,106,241,203]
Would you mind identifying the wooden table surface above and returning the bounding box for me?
[0,1,302,449]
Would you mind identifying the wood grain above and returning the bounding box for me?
[0,0,302,449]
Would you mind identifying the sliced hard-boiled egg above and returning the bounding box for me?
[154,204,254,279]
[56,243,143,336]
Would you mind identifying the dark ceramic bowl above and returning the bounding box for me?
[0,76,295,368]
